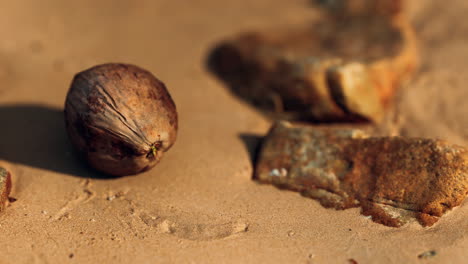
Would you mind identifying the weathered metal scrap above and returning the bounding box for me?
[0,167,12,212]
[255,121,468,227]
[314,0,404,18]
[209,0,417,122]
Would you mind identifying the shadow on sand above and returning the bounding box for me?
[0,104,119,179]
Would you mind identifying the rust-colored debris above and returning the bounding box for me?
[0,167,12,212]
[209,0,418,122]
[313,0,404,19]
[255,121,468,227]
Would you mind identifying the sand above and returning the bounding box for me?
[0,0,466,263]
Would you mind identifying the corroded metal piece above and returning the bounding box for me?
[314,0,404,18]
[256,121,468,227]
[209,0,418,122]
[0,167,12,212]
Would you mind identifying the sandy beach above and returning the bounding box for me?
[0,0,466,263]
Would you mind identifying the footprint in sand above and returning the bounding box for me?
[138,211,248,241]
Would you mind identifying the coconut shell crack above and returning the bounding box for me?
[209,0,418,122]
[255,121,468,227]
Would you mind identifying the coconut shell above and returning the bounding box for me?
[64,63,178,176]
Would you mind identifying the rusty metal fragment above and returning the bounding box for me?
[255,121,468,227]
[313,0,404,18]
[0,167,12,212]
[209,0,417,122]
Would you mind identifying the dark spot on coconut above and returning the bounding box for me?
[74,119,92,141]
[148,87,159,100]
[111,140,139,160]
[154,141,163,150]
[87,94,105,114]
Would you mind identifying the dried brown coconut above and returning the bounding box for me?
[209,0,417,123]
[65,63,178,176]
[255,121,468,227]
